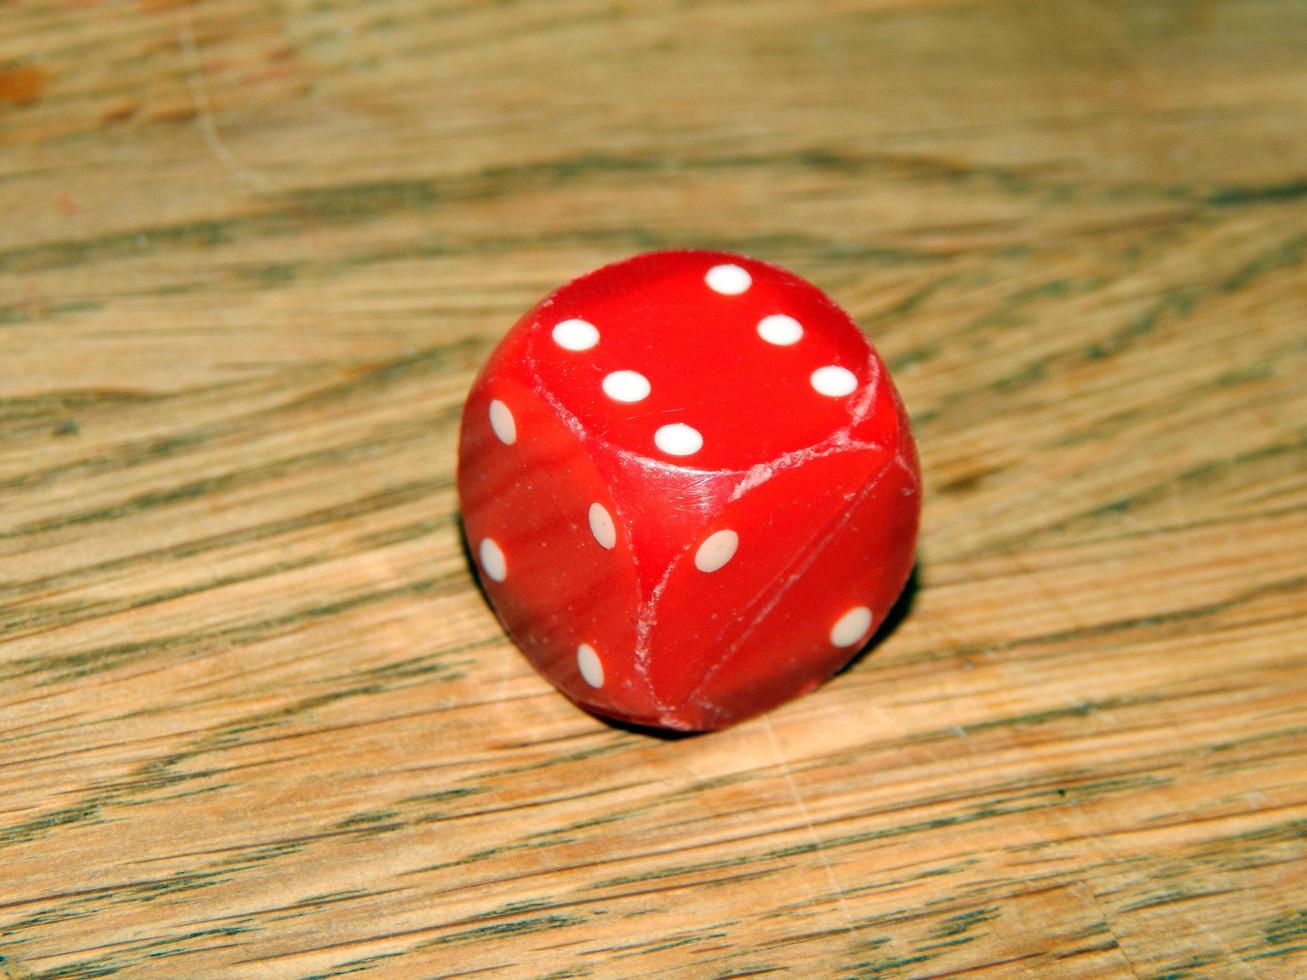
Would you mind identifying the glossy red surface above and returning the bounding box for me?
[457,250,920,731]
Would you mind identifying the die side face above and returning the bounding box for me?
[457,250,921,731]
[677,452,921,728]
[639,446,908,727]
[458,362,654,723]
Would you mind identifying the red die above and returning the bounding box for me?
[457,250,920,731]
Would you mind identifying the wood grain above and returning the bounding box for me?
[2,1,1306,976]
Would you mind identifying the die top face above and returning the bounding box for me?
[521,250,882,473]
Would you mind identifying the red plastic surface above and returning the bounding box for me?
[457,250,920,731]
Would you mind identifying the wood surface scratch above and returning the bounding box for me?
[1,0,1306,977]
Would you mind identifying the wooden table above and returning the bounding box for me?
[3,2,1305,977]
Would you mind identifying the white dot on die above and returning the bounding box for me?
[757,314,803,346]
[654,423,703,456]
[830,606,873,647]
[705,263,751,295]
[488,399,516,444]
[577,643,605,688]
[479,538,507,582]
[552,318,599,351]
[602,370,651,403]
[694,529,739,573]
[811,365,858,398]
[588,502,616,550]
